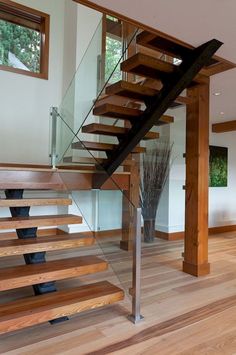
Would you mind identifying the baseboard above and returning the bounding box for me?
[94,229,122,238]
[155,224,236,241]
[155,230,184,241]
[2,224,234,242]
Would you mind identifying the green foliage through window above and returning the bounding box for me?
[0,19,41,73]
[105,36,122,83]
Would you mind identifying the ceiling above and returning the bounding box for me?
[83,0,236,123]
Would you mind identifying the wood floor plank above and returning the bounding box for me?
[1,233,236,354]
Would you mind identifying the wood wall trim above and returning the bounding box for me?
[0,0,50,80]
[2,225,234,242]
[73,0,236,75]
[94,229,122,238]
[155,230,184,241]
[212,120,236,133]
[209,224,236,235]
[155,224,236,241]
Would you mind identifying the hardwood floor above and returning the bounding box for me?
[1,232,236,354]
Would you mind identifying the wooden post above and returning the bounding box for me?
[183,80,210,277]
[120,158,140,251]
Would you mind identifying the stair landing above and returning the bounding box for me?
[0,164,130,191]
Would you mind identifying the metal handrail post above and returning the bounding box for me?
[50,107,58,169]
[128,207,144,323]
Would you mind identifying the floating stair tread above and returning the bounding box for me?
[157,114,174,125]
[57,165,97,171]
[0,233,94,257]
[121,53,208,85]
[0,256,107,291]
[105,80,191,105]
[82,123,159,140]
[0,281,124,334]
[62,156,135,166]
[0,198,72,208]
[136,31,217,67]
[93,103,142,119]
[0,214,82,230]
[93,103,174,126]
[71,141,146,153]
[106,80,157,100]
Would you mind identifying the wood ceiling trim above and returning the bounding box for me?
[212,120,236,133]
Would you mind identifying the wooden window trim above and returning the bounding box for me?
[0,0,50,80]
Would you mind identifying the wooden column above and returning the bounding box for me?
[183,80,210,276]
[120,159,140,251]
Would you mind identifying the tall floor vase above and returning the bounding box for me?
[143,219,156,243]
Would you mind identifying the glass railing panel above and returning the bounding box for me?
[56,19,140,167]
[52,117,141,319]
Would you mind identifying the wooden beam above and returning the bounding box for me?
[183,82,210,277]
[212,120,236,133]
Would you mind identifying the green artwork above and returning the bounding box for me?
[209,146,228,187]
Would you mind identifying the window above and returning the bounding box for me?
[104,14,122,83]
[0,0,50,79]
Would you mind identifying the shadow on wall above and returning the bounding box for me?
[209,208,236,227]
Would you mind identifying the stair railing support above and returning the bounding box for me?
[50,106,58,169]
[128,207,144,324]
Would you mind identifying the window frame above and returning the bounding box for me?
[0,0,50,80]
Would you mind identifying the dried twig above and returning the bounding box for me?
[140,139,173,221]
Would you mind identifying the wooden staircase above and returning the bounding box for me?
[61,30,222,188]
[0,30,225,336]
[0,193,124,334]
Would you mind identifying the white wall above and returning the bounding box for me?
[152,107,186,233]
[0,1,105,234]
[155,105,236,233]
[0,0,66,165]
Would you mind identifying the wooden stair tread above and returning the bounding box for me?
[93,104,174,126]
[82,123,159,140]
[0,233,94,257]
[0,256,107,291]
[121,53,208,85]
[106,80,157,100]
[0,281,124,334]
[105,80,191,106]
[93,102,142,119]
[0,198,72,208]
[0,214,82,230]
[71,141,146,153]
[136,31,218,67]
[93,103,174,126]
[157,114,174,125]
[62,156,135,166]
